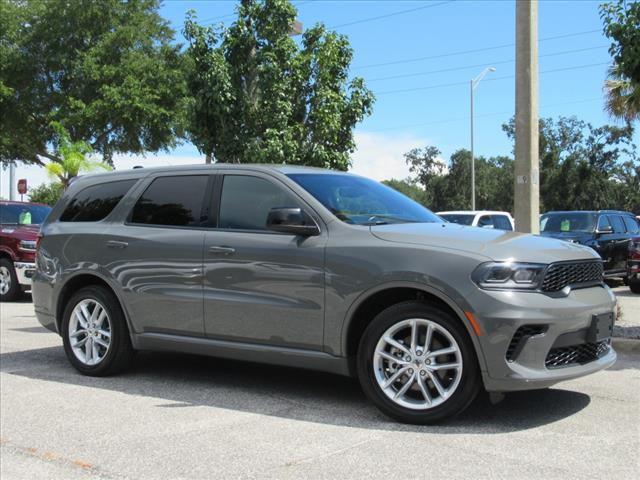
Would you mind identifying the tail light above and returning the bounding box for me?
[36,232,43,252]
[630,238,640,260]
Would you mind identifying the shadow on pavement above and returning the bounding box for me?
[0,344,597,434]
[613,289,637,298]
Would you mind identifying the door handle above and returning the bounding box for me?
[106,240,128,249]
[208,246,235,255]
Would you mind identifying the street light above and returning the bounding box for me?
[470,67,496,210]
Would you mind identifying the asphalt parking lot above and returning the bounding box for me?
[1,293,639,480]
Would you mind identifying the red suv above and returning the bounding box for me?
[0,201,52,301]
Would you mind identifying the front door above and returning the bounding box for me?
[203,173,326,350]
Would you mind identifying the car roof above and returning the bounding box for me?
[75,163,350,182]
[0,200,49,207]
[436,210,512,216]
[542,210,634,216]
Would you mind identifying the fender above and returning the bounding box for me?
[0,246,16,261]
[340,280,489,374]
[55,267,138,341]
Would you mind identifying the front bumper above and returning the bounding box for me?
[14,262,36,287]
[468,284,617,392]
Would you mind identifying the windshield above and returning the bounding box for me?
[439,214,476,226]
[287,173,442,226]
[540,212,596,233]
[0,204,52,225]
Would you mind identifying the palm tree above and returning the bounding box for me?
[45,123,111,189]
[604,65,640,123]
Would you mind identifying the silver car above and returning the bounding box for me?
[32,165,617,424]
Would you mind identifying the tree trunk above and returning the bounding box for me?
[205,153,212,164]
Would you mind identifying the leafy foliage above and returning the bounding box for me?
[28,183,63,206]
[0,0,186,166]
[386,116,639,215]
[183,0,374,169]
[600,0,640,122]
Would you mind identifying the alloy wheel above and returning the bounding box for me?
[373,318,463,410]
[68,299,112,366]
[0,266,11,295]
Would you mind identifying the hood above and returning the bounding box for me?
[370,222,599,264]
[0,224,41,240]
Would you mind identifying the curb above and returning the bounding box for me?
[612,337,640,354]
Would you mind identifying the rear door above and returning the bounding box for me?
[101,174,212,336]
[202,172,326,350]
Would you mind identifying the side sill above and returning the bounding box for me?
[131,332,352,377]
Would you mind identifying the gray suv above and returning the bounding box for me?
[32,165,617,424]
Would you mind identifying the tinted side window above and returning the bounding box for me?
[131,176,209,227]
[493,215,513,231]
[610,215,626,233]
[219,175,300,231]
[623,216,640,234]
[477,215,493,228]
[60,180,136,222]
[597,215,611,231]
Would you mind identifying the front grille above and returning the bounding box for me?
[541,261,603,292]
[506,325,547,361]
[545,340,610,369]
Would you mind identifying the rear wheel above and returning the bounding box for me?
[630,278,640,294]
[62,285,134,376]
[0,259,20,302]
[357,301,480,424]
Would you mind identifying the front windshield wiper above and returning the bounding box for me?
[363,214,415,226]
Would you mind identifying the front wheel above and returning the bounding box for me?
[357,301,480,424]
[0,258,20,302]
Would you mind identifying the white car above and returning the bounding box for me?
[436,210,515,231]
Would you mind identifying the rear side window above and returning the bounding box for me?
[477,215,493,228]
[492,215,513,231]
[218,175,300,231]
[622,216,639,234]
[610,215,626,233]
[130,175,209,227]
[60,180,136,222]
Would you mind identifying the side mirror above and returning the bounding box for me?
[266,207,320,236]
[596,225,613,235]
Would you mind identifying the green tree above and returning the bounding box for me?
[0,0,186,166]
[45,123,111,189]
[183,0,374,169]
[600,0,640,122]
[503,116,638,212]
[28,183,63,206]
[382,179,428,206]
[403,146,444,206]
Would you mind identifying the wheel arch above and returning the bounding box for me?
[55,272,134,339]
[341,282,488,374]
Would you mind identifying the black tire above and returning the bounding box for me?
[0,258,21,302]
[357,301,481,424]
[630,278,640,294]
[61,285,134,376]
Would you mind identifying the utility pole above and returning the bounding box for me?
[514,0,540,233]
[9,163,16,201]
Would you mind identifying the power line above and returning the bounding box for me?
[353,29,602,70]
[376,61,609,95]
[367,97,602,132]
[366,45,608,82]
[329,1,455,29]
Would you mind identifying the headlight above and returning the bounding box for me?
[472,262,546,291]
[19,240,37,252]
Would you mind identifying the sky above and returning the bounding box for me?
[2,0,637,199]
